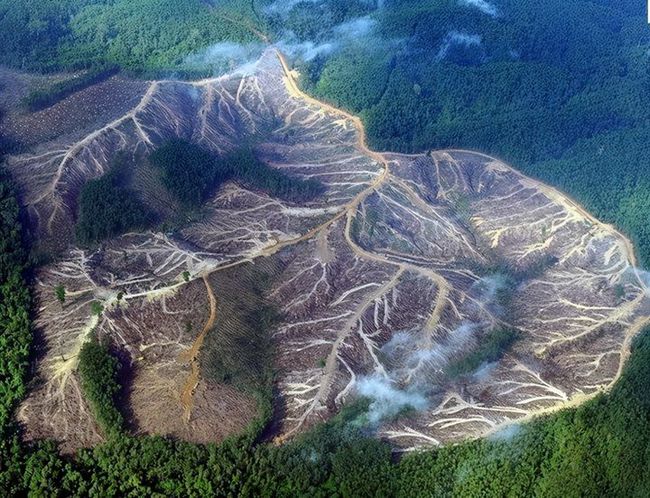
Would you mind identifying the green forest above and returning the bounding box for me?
[0,169,31,435]
[77,339,125,437]
[0,0,267,74]
[75,157,152,245]
[298,0,650,264]
[445,327,519,378]
[149,140,324,209]
[1,0,650,495]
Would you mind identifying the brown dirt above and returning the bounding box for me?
[179,275,218,422]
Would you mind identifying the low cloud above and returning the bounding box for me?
[185,2,390,72]
[265,0,385,16]
[458,0,499,17]
[333,16,377,39]
[488,423,522,442]
[356,375,428,425]
[436,31,482,61]
[183,41,265,76]
[277,15,380,62]
[276,39,336,62]
[264,0,321,16]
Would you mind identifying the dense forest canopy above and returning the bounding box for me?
[0,169,30,435]
[75,156,153,245]
[149,140,324,208]
[297,0,650,264]
[77,339,125,437]
[0,0,266,73]
[1,0,650,496]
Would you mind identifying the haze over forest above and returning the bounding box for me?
[0,1,649,496]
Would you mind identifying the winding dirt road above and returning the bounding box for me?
[180,51,394,419]
[178,50,649,425]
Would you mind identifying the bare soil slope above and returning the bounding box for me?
[6,49,649,451]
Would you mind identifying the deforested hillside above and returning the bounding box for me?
[1,1,650,495]
[4,49,648,452]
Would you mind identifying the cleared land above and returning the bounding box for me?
[4,49,649,452]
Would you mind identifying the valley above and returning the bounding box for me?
[3,48,648,453]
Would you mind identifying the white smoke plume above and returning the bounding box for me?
[471,361,498,381]
[264,0,320,15]
[436,31,482,61]
[183,41,265,76]
[488,423,522,442]
[354,271,512,425]
[356,375,428,425]
[380,323,478,376]
[276,15,380,62]
[474,274,507,302]
[458,0,499,17]
[355,322,479,424]
[411,322,478,369]
[469,273,508,315]
[628,267,650,296]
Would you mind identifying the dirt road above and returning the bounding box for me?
[179,275,217,421]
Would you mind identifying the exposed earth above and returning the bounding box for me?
[3,49,649,453]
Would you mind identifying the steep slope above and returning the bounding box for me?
[7,49,649,451]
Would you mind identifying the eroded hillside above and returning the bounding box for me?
[5,49,649,452]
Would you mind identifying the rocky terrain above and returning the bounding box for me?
[3,49,648,452]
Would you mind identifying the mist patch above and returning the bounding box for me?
[458,0,499,17]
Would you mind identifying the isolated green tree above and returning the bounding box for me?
[90,301,104,316]
[54,285,65,304]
